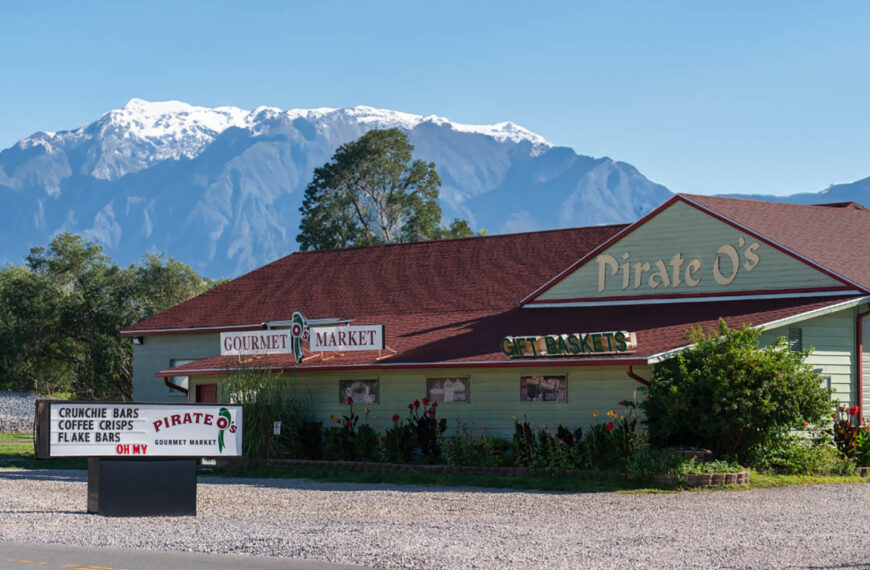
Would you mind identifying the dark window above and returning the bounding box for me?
[788,328,802,352]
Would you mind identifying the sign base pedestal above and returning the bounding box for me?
[87,458,198,516]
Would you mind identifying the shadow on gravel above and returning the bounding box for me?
[198,476,560,495]
[0,510,85,515]
[804,565,870,569]
[0,470,85,482]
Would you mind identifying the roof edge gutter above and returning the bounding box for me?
[647,295,870,364]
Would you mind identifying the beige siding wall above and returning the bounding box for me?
[863,312,870,420]
[132,333,219,402]
[760,307,859,407]
[538,200,843,301]
[189,365,651,438]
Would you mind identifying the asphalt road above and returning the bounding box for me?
[0,541,367,570]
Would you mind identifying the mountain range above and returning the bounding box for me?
[1,99,866,277]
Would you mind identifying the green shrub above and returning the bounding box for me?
[220,357,311,461]
[624,447,685,478]
[750,433,853,475]
[406,398,446,463]
[382,415,415,463]
[856,428,870,468]
[643,320,831,463]
[446,422,510,467]
[831,405,862,459]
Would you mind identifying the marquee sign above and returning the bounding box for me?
[501,331,637,358]
[35,401,243,458]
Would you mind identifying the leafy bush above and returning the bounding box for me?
[406,398,447,463]
[831,405,862,459]
[749,433,852,475]
[297,420,322,459]
[220,357,312,461]
[643,320,831,463]
[382,414,416,463]
[511,404,642,474]
[446,422,510,467]
[624,447,685,478]
[855,428,870,468]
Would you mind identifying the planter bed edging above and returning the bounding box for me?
[218,458,750,487]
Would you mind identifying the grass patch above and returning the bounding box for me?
[748,471,869,488]
[0,432,86,470]
[0,432,33,456]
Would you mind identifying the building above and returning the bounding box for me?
[122,194,870,435]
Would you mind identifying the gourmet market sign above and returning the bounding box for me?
[35,401,243,458]
[220,312,385,361]
[501,331,637,358]
[310,325,385,352]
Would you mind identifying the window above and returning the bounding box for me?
[167,359,195,396]
[426,378,469,403]
[520,375,566,402]
[788,328,802,352]
[339,379,378,404]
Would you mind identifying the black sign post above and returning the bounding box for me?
[87,457,198,516]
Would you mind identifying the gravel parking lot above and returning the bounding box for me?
[0,468,868,569]
[0,391,36,433]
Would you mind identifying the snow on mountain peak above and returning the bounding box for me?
[16,99,552,181]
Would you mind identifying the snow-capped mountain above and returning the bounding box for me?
[0,99,673,277]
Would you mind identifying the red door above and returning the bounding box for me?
[196,384,217,403]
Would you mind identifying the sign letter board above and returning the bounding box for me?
[35,401,243,458]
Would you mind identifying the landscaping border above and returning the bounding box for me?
[218,458,751,487]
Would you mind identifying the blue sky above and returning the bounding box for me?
[2,0,868,196]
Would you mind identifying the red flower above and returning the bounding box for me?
[848,406,860,416]
[428,408,436,416]
[346,397,353,405]
[407,403,413,409]
[413,399,420,409]
[432,401,438,408]
[606,422,615,432]
[421,398,429,406]
[483,426,488,432]
[392,414,400,423]
[346,420,352,428]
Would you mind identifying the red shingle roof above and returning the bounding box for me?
[124,224,627,333]
[682,194,870,291]
[157,296,860,376]
[126,193,870,377]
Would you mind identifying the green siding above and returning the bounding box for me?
[760,309,857,407]
[538,200,843,301]
[189,365,651,438]
[132,333,219,402]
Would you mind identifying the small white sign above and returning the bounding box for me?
[43,403,243,458]
[310,325,385,352]
[273,421,282,435]
[221,330,294,356]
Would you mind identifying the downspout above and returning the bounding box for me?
[626,365,650,387]
[858,309,870,422]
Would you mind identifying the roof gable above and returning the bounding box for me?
[123,225,626,334]
[524,196,860,306]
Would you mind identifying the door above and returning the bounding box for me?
[195,384,218,403]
